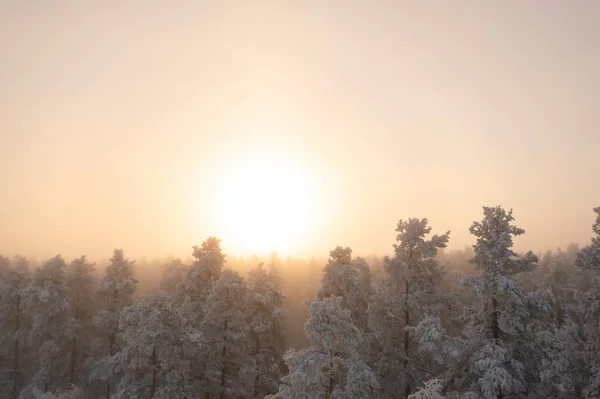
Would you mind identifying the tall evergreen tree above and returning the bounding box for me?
[319,247,372,330]
[157,258,188,296]
[110,292,200,398]
[529,248,586,397]
[91,249,138,398]
[177,237,226,325]
[270,296,378,399]
[576,207,600,398]
[0,256,31,399]
[368,218,449,398]
[66,256,96,388]
[199,269,254,398]
[21,255,72,395]
[247,263,287,397]
[446,206,539,399]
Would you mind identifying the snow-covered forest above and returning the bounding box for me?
[1,205,599,399]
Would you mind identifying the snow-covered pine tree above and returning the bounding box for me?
[109,291,201,398]
[20,255,72,396]
[528,248,586,397]
[532,307,584,398]
[446,206,539,399]
[575,207,600,398]
[177,237,226,325]
[246,263,287,397]
[368,218,449,398]
[199,269,254,398]
[269,296,378,399]
[91,249,138,398]
[65,256,96,388]
[0,256,31,399]
[318,247,372,331]
[157,258,188,296]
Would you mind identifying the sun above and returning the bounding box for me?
[208,148,319,256]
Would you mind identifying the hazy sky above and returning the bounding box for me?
[1,1,599,261]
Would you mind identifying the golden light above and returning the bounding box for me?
[207,147,319,256]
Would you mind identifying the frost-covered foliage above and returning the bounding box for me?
[94,250,138,348]
[528,248,586,398]
[65,256,96,386]
[157,258,188,295]
[177,237,225,324]
[110,292,200,398]
[409,378,444,399]
[576,207,600,398]
[271,296,378,399]
[21,255,72,395]
[199,269,255,398]
[319,247,372,330]
[3,208,600,398]
[576,207,600,273]
[447,206,540,399]
[31,385,81,399]
[0,256,31,398]
[90,249,137,396]
[533,314,583,398]
[368,218,449,398]
[247,263,287,397]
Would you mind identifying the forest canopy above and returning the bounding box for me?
[0,206,599,398]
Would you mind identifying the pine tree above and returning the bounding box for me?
[21,255,72,395]
[447,206,539,399]
[0,256,31,398]
[157,258,188,295]
[110,291,200,398]
[91,249,138,398]
[246,263,287,397]
[65,256,96,388]
[368,218,449,398]
[529,248,586,397]
[270,296,378,399]
[318,247,372,330]
[177,237,226,325]
[199,269,254,398]
[576,207,600,398]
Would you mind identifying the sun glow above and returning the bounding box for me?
[208,148,319,256]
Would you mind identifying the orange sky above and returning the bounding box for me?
[1,1,599,260]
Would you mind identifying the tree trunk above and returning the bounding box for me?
[325,351,333,399]
[106,332,116,399]
[69,336,77,384]
[220,287,229,399]
[151,346,157,398]
[11,296,20,399]
[44,327,53,391]
[404,250,411,398]
[106,285,119,399]
[404,275,410,398]
[491,297,501,399]
[491,297,499,339]
[70,292,80,384]
[254,334,260,397]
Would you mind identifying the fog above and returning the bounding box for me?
[1,1,600,261]
[0,240,581,351]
